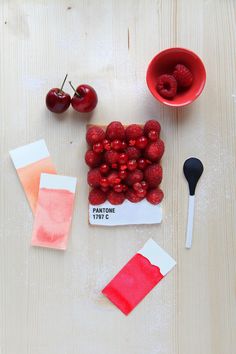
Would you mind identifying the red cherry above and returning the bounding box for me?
[119,153,128,165]
[111,139,122,151]
[141,181,148,190]
[121,141,127,150]
[113,184,123,193]
[127,159,137,171]
[103,139,111,151]
[133,182,142,191]
[137,158,147,170]
[136,188,147,198]
[93,142,103,153]
[69,81,98,113]
[135,136,148,149]
[46,74,71,113]
[128,139,136,146]
[118,170,127,180]
[148,130,158,142]
[99,164,109,175]
[100,178,109,188]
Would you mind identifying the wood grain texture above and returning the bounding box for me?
[0,0,235,353]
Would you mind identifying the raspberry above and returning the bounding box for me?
[143,120,161,136]
[126,188,143,203]
[146,188,164,205]
[156,74,177,99]
[125,124,143,140]
[85,150,102,168]
[113,184,123,193]
[126,169,143,186]
[145,140,165,162]
[104,150,120,165]
[86,126,105,145]
[107,171,121,186]
[144,164,162,188]
[89,188,107,205]
[126,147,141,160]
[173,64,193,88]
[107,190,125,205]
[87,168,102,187]
[106,121,125,141]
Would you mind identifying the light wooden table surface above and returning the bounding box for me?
[1,1,236,353]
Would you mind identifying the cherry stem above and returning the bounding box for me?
[69,81,81,97]
[60,74,68,91]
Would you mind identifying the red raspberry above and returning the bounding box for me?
[106,121,125,141]
[87,168,102,188]
[100,186,110,193]
[107,171,121,186]
[126,188,143,203]
[118,170,127,180]
[125,124,143,140]
[137,158,147,170]
[144,164,163,188]
[126,169,143,186]
[126,147,141,160]
[136,188,147,198]
[107,190,125,205]
[104,150,120,165]
[146,188,164,205]
[173,64,193,88]
[103,139,111,151]
[156,74,177,99]
[148,130,158,142]
[145,140,165,162]
[143,120,161,136]
[85,150,102,168]
[89,188,107,205]
[86,126,105,145]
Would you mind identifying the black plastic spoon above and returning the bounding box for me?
[183,157,204,249]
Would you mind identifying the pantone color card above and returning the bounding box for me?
[102,239,176,315]
[89,199,162,226]
[9,139,56,213]
[31,173,77,250]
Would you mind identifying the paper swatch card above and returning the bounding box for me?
[102,239,176,315]
[9,139,56,213]
[31,173,77,250]
[89,199,162,226]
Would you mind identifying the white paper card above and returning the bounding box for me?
[138,238,176,276]
[40,173,77,193]
[89,199,162,226]
[9,139,50,169]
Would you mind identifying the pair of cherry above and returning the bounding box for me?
[46,74,98,114]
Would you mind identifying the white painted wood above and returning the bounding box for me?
[0,1,236,354]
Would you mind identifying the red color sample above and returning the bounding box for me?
[102,253,164,315]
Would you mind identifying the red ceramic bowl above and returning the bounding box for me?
[146,48,206,107]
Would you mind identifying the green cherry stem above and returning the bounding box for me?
[69,81,81,97]
[60,73,68,91]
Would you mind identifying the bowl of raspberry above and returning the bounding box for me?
[146,47,206,107]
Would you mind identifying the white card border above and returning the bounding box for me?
[40,173,77,193]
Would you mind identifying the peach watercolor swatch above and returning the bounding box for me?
[9,139,56,213]
[31,173,77,250]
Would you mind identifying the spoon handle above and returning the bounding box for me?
[185,195,195,249]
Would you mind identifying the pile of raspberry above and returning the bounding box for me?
[157,64,193,99]
[85,120,164,206]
